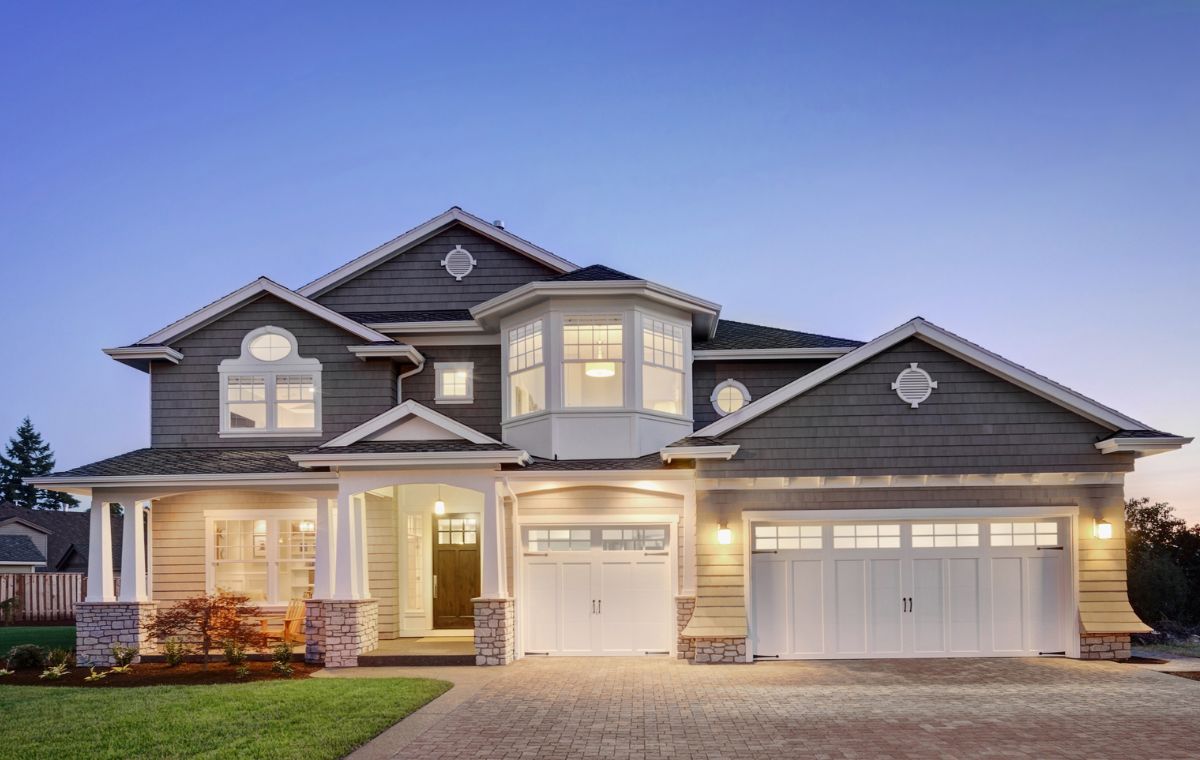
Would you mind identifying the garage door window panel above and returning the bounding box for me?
[990,522,1058,547]
[754,525,822,551]
[833,524,900,549]
[912,523,979,548]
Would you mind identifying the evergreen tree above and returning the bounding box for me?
[0,417,79,510]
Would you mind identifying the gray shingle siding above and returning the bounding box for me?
[312,224,562,312]
[400,345,502,439]
[693,358,833,429]
[699,338,1135,478]
[151,294,396,447]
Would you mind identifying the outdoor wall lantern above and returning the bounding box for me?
[1094,518,1113,540]
[716,522,732,545]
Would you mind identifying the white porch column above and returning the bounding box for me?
[312,496,335,599]
[333,491,362,600]
[682,486,697,596]
[118,499,149,602]
[86,496,116,602]
[353,493,370,598]
[481,478,508,598]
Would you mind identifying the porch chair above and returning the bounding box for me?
[261,599,307,646]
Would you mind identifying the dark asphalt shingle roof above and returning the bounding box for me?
[304,441,516,454]
[0,534,46,564]
[550,264,640,282]
[695,319,863,351]
[665,436,728,448]
[0,504,120,571]
[342,309,475,324]
[1099,429,1184,440]
[47,448,310,478]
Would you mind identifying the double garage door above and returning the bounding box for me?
[752,518,1071,659]
[522,526,674,656]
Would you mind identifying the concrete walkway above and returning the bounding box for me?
[327,657,1200,760]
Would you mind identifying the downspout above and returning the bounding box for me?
[396,357,426,403]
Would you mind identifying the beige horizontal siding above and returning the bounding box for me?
[365,492,398,639]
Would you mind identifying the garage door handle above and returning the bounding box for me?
[644,551,669,556]
[1037,546,1064,551]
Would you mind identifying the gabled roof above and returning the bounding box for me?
[34,449,309,478]
[297,208,579,298]
[696,317,1179,440]
[0,504,120,570]
[0,535,45,565]
[321,400,501,447]
[695,319,863,351]
[343,309,475,324]
[119,277,393,351]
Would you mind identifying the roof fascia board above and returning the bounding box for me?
[137,277,392,346]
[692,348,854,360]
[696,318,1152,438]
[368,320,483,334]
[297,208,579,298]
[347,344,425,363]
[660,445,740,463]
[290,450,531,468]
[102,346,184,365]
[27,472,339,496]
[0,561,47,567]
[0,517,52,534]
[1095,436,1193,456]
[321,400,501,447]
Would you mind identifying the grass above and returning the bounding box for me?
[0,626,75,654]
[1137,641,1200,658]
[0,677,451,760]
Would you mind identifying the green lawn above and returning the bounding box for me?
[0,626,74,654]
[0,677,451,760]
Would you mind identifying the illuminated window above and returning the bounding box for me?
[754,525,822,551]
[211,516,315,604]
[912,523,979,548]
[563,317,624,407]
[508,320,545,417]
[219,327,321,435]
[990,522,1059,547]
[435,362,474,403]
[833,524,901,549]
[642,318,685,415]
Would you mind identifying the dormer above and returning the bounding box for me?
[472,266,721,459]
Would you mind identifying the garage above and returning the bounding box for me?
[521,525,674,656]
[750,517,1072,659]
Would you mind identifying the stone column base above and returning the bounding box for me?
[473,597,514,666]
[693,637,747,663]
[75,601,158,666]
[675,596,696,661]
[306,599,379,667]
[1080,633,1131,660]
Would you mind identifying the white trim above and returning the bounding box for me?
[697,317,1155,437]
[321,400,499,447]
[660,445,740,463]
[136,277,392,346]
[434,362,475,404]
[348,344,425,363]
[693,347,854,360]
[1095,436,1193,457]
[369,321,483,335]
[696,471,1124,491]
[102,346,183,364]
[298,208,578,298]
[219,326,323,437]
[28,472,339,496]
[0,561,46,567]
[742,505,1080,523]
[204,508,318,606]
[290,450,531,468]
[710,378,751,417]
[403,334,499,346]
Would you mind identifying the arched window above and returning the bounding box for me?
[218,326,322,436]
[711,379,750,416]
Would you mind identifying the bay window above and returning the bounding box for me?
[642,318,685,415]
[508,319,545,417]
[219,326,322,436]
[563,316,624,407]
[210,515,316,604]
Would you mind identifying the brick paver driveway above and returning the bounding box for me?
[373,657,1200,759]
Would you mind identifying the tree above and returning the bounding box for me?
[142,591,266,668]
[0,417,79,510]
[1125,497,1200,627]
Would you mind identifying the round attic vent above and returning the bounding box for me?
[441,245,477,281]
[891,362,938,408]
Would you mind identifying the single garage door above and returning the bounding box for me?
[522,525,674,656]
[751,518,1070,659]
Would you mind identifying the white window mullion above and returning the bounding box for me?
[266,519,279,604]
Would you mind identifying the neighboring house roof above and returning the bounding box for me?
[0,535,46,565]
[42,449,310,478]
[550,264,640,282]
[297,207,579,298]
[695,317,1183,447]
[342,309,476,324]
[0,504,120,571]
[695,319,863,351]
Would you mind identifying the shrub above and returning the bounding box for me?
[223,640,247,667]
[163,638,187,667]
[0,597,18,626]
[144,591,264,669]
[235,664,250,679]
[39,663,68,680]
[6,644,46,671]
[111,645,138,667]
[46,648,74,668]
[271,642,294,676]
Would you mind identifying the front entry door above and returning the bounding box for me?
[432,514,480,629]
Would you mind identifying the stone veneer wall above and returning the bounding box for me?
[304,599,379,667]
[474,598,515,666]
[75,602,158,666]
[1080,634,1131,660]
[693,637,747,663]
[676,596,696,661]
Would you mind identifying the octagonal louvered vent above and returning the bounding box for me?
[891,362,937,408]
[441,245,477,281]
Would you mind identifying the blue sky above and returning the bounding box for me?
[2,2,1197,517]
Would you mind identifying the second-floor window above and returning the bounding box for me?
[642,318,685,415]
[563,316,624,408]
[508,319,545,418]
[219,326,322,436]
[435,362,474,404]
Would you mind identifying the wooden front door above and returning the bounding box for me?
[432,513,481,629]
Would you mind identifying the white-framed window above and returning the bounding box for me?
[990,521,1059,547]
[508,319,545,418]
[754,525,822,551]
[563,316,624,408]
[711,379,750,416]
[208,513,316,605]
[642,318,686,415]
[912,523,980,548]
[833,524,901,549]
[527,528,592,552]
[434,362,474,404]
[218,326,322,436]
[405,515,424,614]
[601,527,667,551]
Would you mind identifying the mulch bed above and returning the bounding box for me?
[0,660,321,687]
[1122,656,1171,664]
[1167,672,1200,682]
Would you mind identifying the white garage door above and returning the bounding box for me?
[751,519,1070,659]
[522,526,674,656]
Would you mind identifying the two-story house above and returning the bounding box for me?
[34,208,1190,666]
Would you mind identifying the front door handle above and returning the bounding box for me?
[433,575,438,599]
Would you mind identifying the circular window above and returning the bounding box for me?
[711,379,751,416]
[248,332,293,362]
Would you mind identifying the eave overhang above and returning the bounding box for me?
[26,471,339,497]
[347,344,425,365]
[1095,436,1193,457]
[102,346,184,371]
[289,450,532,469]
[692,347,854,361]
[660,445,740,463]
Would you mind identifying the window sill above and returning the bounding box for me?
[219,429,324,439]
[434,398,474,405]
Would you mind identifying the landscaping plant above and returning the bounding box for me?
[0,596,18,626]
[83,667,108,682]
[223,640,247,667]
[0,667,12,677]
[109,664,132,675]
[111,645,138,666]
[271,642,294,676]
[39,662,68,680]
[47,648,73,668]
[235,664,251,679]
[163,637,186,667]
[6,644,46,670]
[143,591,265,669]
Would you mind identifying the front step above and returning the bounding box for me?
[357,653,476,667]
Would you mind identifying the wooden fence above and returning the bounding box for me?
[0,573,119,623]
